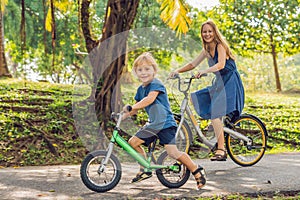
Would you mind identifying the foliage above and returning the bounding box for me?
[237,53,300,92]
[211,0,300,56]
[4,0,84,83]
[2,0,299,90]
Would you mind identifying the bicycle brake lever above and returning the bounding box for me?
[168,74,180,80]
[192,73,208,79]
[111,112,119,122]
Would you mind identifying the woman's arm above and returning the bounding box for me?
[195,45,226,77]
[170,50,206,77]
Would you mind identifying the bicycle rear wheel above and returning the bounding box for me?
[156,151,190,188]
[225,114,268,166]
[80,150,122,192]
[174,114,193,153]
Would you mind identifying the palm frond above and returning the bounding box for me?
[45,7,52,32]
[45,0,72,32]
[54,0,72,12]
[1,0,8,13]
[157,0,192,36]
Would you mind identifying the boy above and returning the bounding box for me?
[122,52,206,189]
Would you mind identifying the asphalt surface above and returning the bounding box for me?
[1,152,300,200]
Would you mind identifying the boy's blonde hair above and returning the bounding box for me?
[133,52,158,74]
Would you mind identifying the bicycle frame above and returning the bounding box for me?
[101,112,179,172]
[174,75,252,151]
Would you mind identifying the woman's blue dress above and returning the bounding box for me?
[191,46,245,120]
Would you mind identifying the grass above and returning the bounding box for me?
[1,77,300,167]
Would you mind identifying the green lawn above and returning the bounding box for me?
[1,78,299,167]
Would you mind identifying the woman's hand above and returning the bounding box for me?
[195,70,207,79]
[168,71,179,79]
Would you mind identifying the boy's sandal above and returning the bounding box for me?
[210,149,227,161]
[192,165,206,189]
[131,171,152,183]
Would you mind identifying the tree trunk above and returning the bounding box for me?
[43,0,48,54]
[271,48,281,92]
[268,9,282,93]
[80,0,139,130]
[80,0,98,52]
[0,7,9,77]
[270,36,282,92]
[50,0,56,81]
[95,0,140,129]
[20,0,26,52]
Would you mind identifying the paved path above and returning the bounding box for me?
[1,152,300,200]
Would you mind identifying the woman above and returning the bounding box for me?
[169,20,245,161]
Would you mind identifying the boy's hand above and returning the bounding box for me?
[122,105,132,120]
[123,104,132,113]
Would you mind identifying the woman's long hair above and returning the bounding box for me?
[201,20,235,60]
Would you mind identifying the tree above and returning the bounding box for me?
[79,0,193,130]
[0,0,10,77]
[211,0,300,92]
[80,0,140,130]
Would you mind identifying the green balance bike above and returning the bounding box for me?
[80,107,190,193]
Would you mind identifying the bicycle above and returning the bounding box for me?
[170,74,268,167]
[80,107,191,193]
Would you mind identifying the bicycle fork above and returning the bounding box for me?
[97,142,114,173]
[98,128,150,173]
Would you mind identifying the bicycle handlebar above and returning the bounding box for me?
[111,105,133,128]
[169,73,207,93]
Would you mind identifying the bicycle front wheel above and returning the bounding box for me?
[156,151,190,188]
[174,114,193,154]
[225,114,268,167]
[80,150,122,192]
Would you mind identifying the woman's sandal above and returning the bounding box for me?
[192,165,206,190]
[210,149,227,161]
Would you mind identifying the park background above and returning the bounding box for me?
[0,0,299,167]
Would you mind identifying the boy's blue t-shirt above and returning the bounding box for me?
[134,78,177,130]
